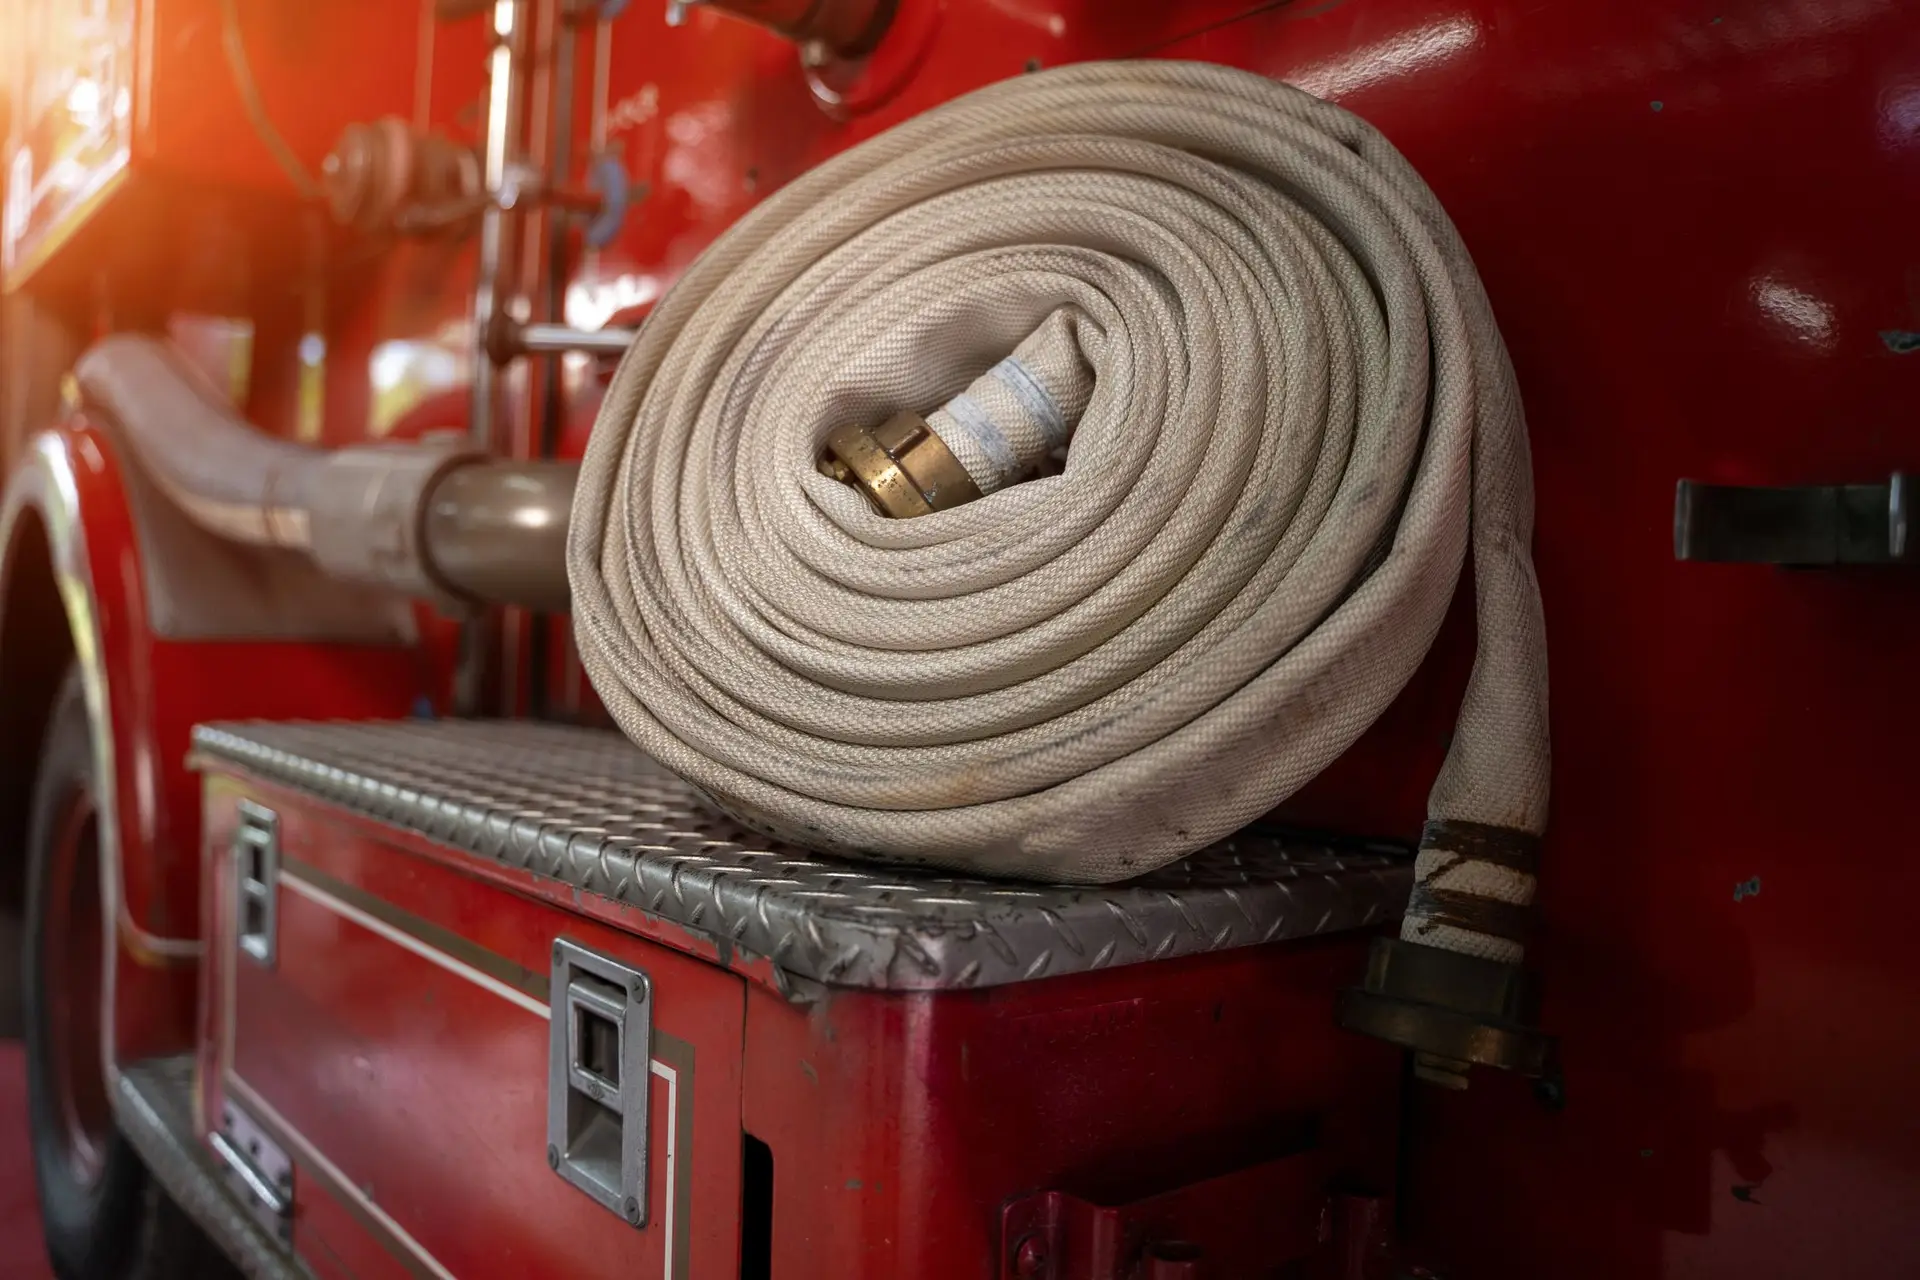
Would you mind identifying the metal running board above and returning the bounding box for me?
[111,1057,308,1280]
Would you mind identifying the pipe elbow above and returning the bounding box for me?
[71,334,577,613]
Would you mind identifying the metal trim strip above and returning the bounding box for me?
[281,855,551,1000]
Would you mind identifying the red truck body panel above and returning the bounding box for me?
[4,1,1919,1276]
[203,774,741,1279]
[194,734,1401,1278]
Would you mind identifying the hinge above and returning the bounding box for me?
[211,1098,293,1244]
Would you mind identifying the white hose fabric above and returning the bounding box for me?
[926,313,1094,494]
[569,61,1550,963]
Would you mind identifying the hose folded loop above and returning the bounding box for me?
[569,61,1549,964]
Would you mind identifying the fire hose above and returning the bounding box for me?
[569,61,1550,969]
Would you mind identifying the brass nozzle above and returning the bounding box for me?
[818,412,982,518]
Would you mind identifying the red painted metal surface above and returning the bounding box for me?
[202,772,748,1279]
[6,0,419,304]
[0,422,385,1077]
[5,0,1918,1276]
[995,1151,1331,1278]
[198,762,1398,1278]
[734,929,1394,1277]
[32,420,430,1070]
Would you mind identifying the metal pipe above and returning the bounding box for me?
[74,335,321,550]
[517,321,634,356]
[590,11,612,152]
[72,335,575,613]
[461,0,533,715]
[531,0,589,718]
[423,461,576,613]
[541,5,580,451]
[470,0,527,454]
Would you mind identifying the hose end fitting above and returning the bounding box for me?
[819,412,982,518]
[1335,936,1555,1089]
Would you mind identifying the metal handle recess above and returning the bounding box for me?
[547,938,653,1227]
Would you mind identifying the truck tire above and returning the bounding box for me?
[23,669,231,1280]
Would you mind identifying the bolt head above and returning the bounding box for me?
[624,1195,642,1223]
[547,1144,560,1169]
[1013,1235,1049,1276]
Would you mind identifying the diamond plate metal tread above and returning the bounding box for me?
[113,1056,309,1280]
[192,720,1414,991]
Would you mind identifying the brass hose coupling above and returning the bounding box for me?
[819,412,982,518]
[1335,937,1555,1090]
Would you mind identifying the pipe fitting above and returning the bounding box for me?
[819,412,980,518]
[307,443,484,603]
[487,314,635,364]
[74,335,576,614]
[817,313,1093,516]
[1334,936,1554,1089]
[422,460,577,613]
[321,118,482,236]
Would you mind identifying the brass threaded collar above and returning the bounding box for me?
[819,412,982,518]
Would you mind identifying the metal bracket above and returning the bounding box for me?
[211,1098,293,1245]
[1674,473,1913,565]
[233,801,279,967]
[998,1149,1343,1279]
[547,938,653,1227]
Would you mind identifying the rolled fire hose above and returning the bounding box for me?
[570,60,1550,967]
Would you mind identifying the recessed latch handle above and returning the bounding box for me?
[1674,472,1912,565]
[233,801,279,966]
[548,939,653,1228]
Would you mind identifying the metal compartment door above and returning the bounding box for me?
[202,773,744,1280]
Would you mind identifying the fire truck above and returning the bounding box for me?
[1,2,1916,1278]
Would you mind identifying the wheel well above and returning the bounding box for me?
[0,509,77,1037]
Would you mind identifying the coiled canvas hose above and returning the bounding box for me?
[570,61,1550,964]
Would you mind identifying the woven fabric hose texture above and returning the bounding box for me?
[569,60,1549,963]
